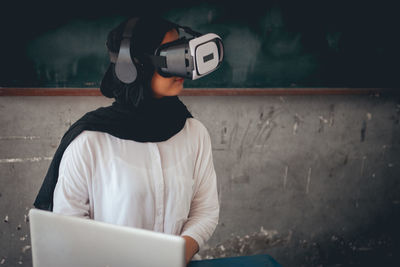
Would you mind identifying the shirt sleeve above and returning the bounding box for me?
[180,123,220,249]
[53,133,92,218]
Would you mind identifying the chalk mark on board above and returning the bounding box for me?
[22,245,31,253]
[360,155,367,177]
[238,120,252,159]
[251,107,274,147]
[261,121,277,150]
[221,127,228,144]
[253,106,280,151]
[329,104,335,127]
[219,120,229,145]
[293,114,302,135]
[318,116,328,133]
[228,123,239,150]
[306,167,312,194]
[361,120,367,142]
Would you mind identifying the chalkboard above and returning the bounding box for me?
[1,1,399,88]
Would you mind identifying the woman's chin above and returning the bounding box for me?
[172,83,184,95]
[152,83,184,98]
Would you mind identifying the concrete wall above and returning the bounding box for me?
[1,94,399,266]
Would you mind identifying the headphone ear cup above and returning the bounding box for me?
[115,55,138,84]
[114,18,140,84]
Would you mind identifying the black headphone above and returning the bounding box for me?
[109,17,141,84]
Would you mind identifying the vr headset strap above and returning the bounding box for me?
[171,22,203,37]
[110,51,167,69]
[110,51,166,67]
[148,55,167,68]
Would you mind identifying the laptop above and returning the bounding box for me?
[29,209,186,267]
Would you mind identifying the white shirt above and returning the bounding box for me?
[53,118,219,248]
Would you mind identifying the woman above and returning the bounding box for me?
[34,16,219,264]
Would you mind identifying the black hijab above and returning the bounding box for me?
[34,16,193,210]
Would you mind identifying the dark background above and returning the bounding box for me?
[1,0,399,88]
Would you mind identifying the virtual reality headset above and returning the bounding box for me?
[109,17,224,84]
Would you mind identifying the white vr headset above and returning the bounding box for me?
[109,18,224,84]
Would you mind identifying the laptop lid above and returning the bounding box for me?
[29,209,186,267]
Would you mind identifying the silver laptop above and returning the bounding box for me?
[29,209,185,267]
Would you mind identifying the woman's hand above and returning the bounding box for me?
[182,235,199,265]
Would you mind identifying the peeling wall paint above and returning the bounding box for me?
[1,95,400,267]
[199,227,291,259]
[306,167,311,194]
[0,136,41,140]
[0,157,52,164]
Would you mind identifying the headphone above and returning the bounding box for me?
[109,17,224,84]
[109,17,141,84]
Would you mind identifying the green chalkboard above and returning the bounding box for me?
[1,1,399,88]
